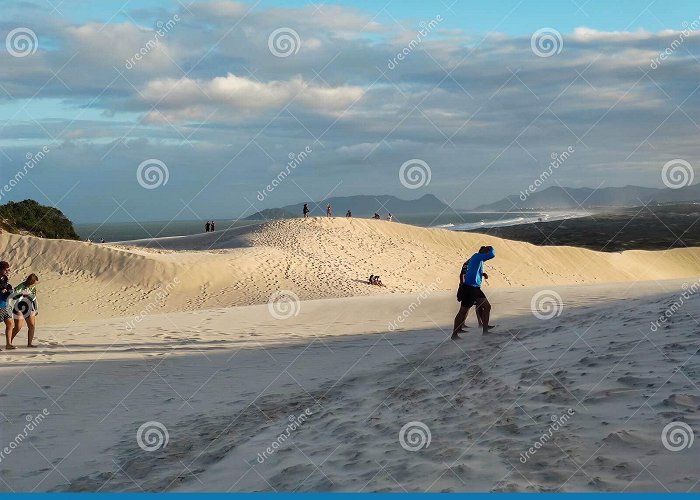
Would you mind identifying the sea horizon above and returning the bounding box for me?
[74,210,587,242]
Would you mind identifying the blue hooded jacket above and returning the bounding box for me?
[463,247,495,287]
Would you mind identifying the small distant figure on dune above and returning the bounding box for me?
[346,210,352,218]
[303,203,310,219]
[205,221,211,232]
[326,204,332,217]
[211,220,216,232]
[387,213,393,222]
[368,275,385,286]
[12,273,39,348]
[0,261,15,350]
[373,213,381,219]
[100,238,105,243]
[453,245,496,339]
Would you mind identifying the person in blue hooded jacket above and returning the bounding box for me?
[453,245,495,339]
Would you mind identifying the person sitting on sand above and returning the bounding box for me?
[374,276,384,286]
[11,273,39,348]
[452,245,495,339]
[0,261,15,350]
[369,274,375,284]
[373,213,381,219]
[303,204,310,219]
[346,210,352,218]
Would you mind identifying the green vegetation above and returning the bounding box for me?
[0,199,80,240]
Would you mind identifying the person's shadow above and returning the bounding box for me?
[352,278,373,285]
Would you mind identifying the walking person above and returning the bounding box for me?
[455,257,483,333]
[303,204,310,219]
[11,273,39,348]
[0,261,15,350]
[452,246,496,339]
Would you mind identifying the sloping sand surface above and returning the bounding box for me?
[1,281,699,491]
[2,220,699,492]
[3,218,699,325]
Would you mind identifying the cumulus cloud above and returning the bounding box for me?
[137,73,365,123]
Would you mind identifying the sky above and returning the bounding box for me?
[1,0,700,223]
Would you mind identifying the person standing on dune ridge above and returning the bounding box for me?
[452,245,495,339]
[303,204,310,218]
[326,204,332,217]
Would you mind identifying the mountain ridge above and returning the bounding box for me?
[247,194,450,219]
[475,183,700,210]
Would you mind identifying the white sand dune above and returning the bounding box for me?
[1,219,699,492]
[2,218,699,325]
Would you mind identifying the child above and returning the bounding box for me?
[12,274,39,348]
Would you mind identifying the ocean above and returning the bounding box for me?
[74,211,586,242]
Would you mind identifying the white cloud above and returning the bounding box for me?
[138,73,365,122]
[3,3,700,220]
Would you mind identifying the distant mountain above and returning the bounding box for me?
[245,208,295,220]
[253,194,450,219]
[475,184,700,211]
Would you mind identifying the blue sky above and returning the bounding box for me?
[2,0,700,222]
[25,0,700,36]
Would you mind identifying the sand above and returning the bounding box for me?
[1,218,699,491]
[2,217,700,325]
